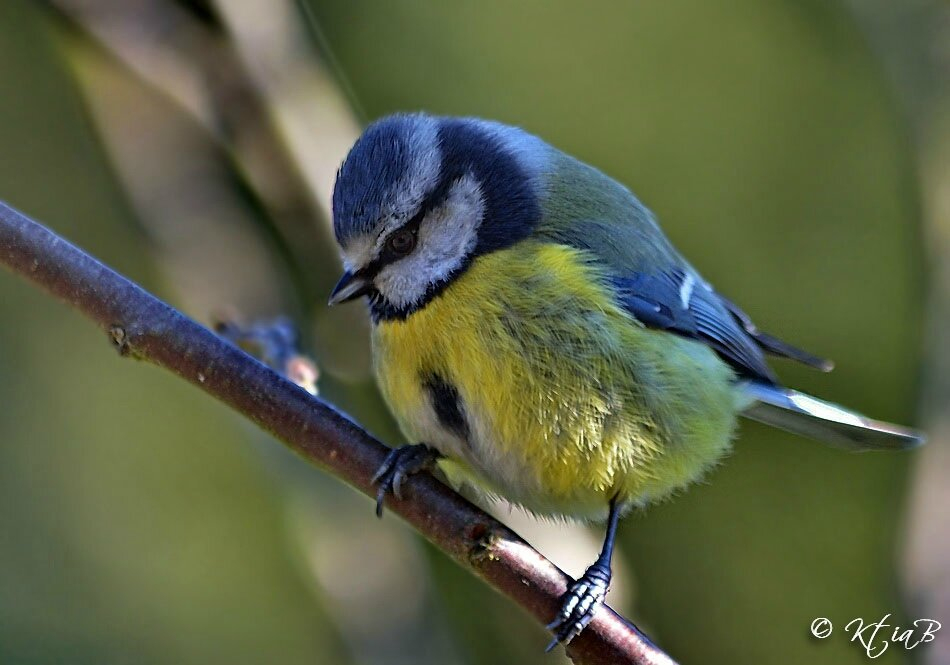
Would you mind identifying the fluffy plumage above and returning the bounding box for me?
[329,112,923,646]
[372,240,743,518]
[331,112,922,511]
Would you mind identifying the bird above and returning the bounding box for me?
[326,112,924,649]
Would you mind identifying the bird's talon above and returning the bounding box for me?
[370,450,397,486]
[371,443,440,517]
[393,472,407,500]
[374,486,388,518]
[547,564,611,648]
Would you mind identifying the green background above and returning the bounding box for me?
[0,1,939,664]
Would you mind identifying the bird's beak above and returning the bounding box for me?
[328,270,372,306]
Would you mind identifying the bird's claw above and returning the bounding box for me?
[545,563,611,651]
[371,443,440,518]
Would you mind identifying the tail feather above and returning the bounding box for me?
[740,381,924,451]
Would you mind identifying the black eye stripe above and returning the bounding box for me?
[386,227,417,254]
[386,209,424,245]
[360,171,466,280]
[361,208,427,278]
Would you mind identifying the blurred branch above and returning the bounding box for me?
[211,0,363,217]
[47,0,376,381]
[847,5,950,661]
[0,202,676,665]
[46,0,351,305]
[215,315,319,396]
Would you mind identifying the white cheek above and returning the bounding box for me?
[375,174,485,309]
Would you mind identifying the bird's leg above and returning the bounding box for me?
[371,443,442,518]
[546,497,623,650]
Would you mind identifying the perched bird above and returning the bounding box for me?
[327,113,924,648]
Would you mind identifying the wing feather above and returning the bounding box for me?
[535,155,830,382]
[611,270,778,383]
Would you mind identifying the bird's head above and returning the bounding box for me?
[328,113,545,321]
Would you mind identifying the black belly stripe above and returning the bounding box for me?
[422,373,470,443]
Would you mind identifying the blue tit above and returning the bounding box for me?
[327,113,924,648]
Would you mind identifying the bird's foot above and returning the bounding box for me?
[371,443,441,518]
[545,562,611,651]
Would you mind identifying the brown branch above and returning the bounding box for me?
[0,201,676,665]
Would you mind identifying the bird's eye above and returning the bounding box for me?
[386,227,417,256]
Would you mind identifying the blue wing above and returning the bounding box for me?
[532,157,831,383]
[611,269,831,384]
[611,269,779,383]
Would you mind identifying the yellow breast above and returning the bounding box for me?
[373,241,741,519]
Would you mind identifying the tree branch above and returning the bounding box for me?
[0,201,676,665]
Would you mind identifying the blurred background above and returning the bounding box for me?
[0,1,946,663]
